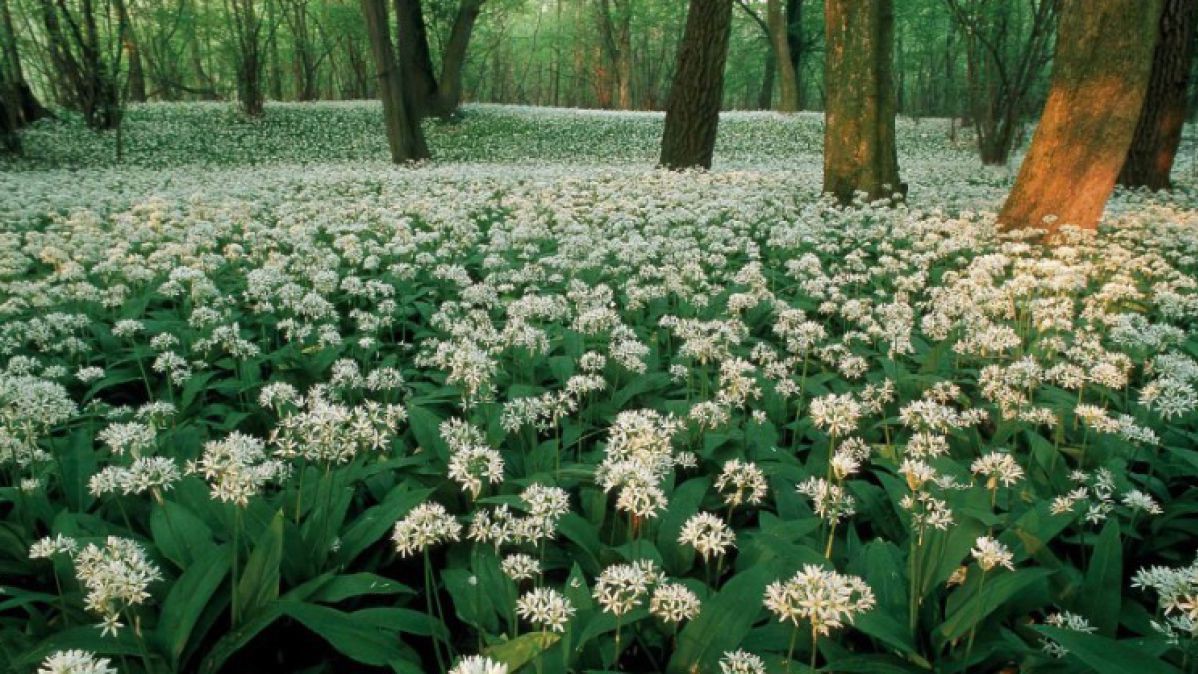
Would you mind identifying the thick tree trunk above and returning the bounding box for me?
[822,0,903,204]
[659,0,733,170]
[998,0,1163,234]
[1119,0,1198,190]
[363,0,428,162]
[767,0,797,112]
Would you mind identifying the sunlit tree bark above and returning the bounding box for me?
[998,0,1163,234]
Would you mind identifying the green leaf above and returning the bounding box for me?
[483,632,560,671]
[151,499,215,568]
[1034,626,1179,674]
[155,543,231,667]
[236,509,283,622]
[408,405,450,461]
[667,564,775,674]
[279,602,406,666]
[309,573,413,604]
[336,487,432,565]
[937,568,1052,642]
[57,429,97,513]
[199,603,284,674]
[1077,520,1122,636]
[656,477,710,575]
[16,626,143,668]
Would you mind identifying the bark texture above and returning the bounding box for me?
[395,0,482,118]
[363,0,428,162]
[998,0,1163,234]
[822,0,903,204]
[1118,0,1198,190]
[767,0,798,112]
[659,0,733,170]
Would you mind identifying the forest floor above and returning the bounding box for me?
[3,103,1198,673]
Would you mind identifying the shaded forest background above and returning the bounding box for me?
[2,0,1128,124]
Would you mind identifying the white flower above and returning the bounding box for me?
[449,655,508,674]
[678,512,736,561]
[516,587,574,632]
[719,648,766,674]
[392,503,462,557]
[971,536,1014,572]
[649,582,701,623]
[763,565,876,635]
[38,650,117,674]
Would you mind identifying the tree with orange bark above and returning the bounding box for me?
[997,0,1163,234]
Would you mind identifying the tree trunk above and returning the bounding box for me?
[394,0,439,115]
[436,0,483,115]
[998,0,1163,234]
[363,0,428,162]
[758,51,775,109]
[767,0,797,112]
[786,0,803,108]
[659,0,733,169]
[1119,0,1198,190]
[616,9,632,109]
[823,0,903,204]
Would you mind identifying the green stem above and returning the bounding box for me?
[423,549,448,673]
[964,569,988,666]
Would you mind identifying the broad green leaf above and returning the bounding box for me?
[309,573,413,604]
[656,476,710,575]
[16,626,143,669]
[279,602,406,666]
[1077,520,1122,636]
[236,509,283,623]
[1034,626,1179,674]
[336,486,433,565]
[483,632,560,671]
[667,563,776,674]
[151,499,215,568]
[937,568,1052,642]
[155,543,231,667]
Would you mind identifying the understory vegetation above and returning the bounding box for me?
[4,104,1198,674]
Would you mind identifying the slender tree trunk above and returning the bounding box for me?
[437,0,483,115]
[823,0,903,204]
[758,51,775,110]
[999,0,1163,234]
[786,0,803,108]
[1119,0,1198,190]
[615,1,632,109]
[394,0,438,115]
[1,0,49,124]
[362,0,428,162]
[767,0,797,112]
[659,0,733,169]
